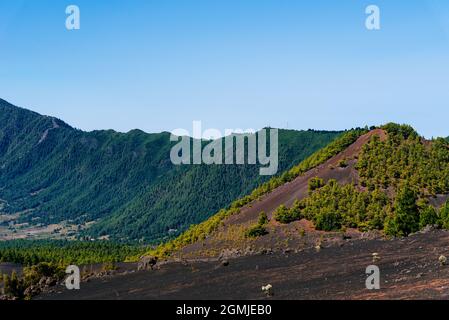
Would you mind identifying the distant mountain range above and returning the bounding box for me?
[0,99,342,242]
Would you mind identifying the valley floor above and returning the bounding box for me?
[38,229,449,300]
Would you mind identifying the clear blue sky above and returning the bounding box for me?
[0,0,448,138]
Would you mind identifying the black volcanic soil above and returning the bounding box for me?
[38,230,449,300]
[0,263,22,276]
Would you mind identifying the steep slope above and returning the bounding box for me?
[0,99,342,242]
[88,129,344,241]
[150,124,449,259]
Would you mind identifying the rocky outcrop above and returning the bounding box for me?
[138,256,158,271]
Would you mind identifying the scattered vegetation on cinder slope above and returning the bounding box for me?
[146,129,367,258]
[273,124,449,237]
[149,124,449,259]
[0,98,341,242]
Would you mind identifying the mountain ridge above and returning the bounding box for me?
[0,98,342,242]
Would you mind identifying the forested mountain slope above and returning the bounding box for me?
[0,99,341,242]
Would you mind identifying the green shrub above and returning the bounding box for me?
[274,205,290,223]
[314,210,342,231]
[274,203,302,224]
[385,184,419,237]
[245,211,270,239]
[1,263,65,300]
[439,201,449,229]
[290,200,303,220]
[308,177,325,195]
[245,225,268,238]
[419,205,439,229]
[23,262,65,283]
[258,211,268,226]
[3,271,25,299]
[384,214,399,237]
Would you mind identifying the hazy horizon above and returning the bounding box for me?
[4,97,448,140]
